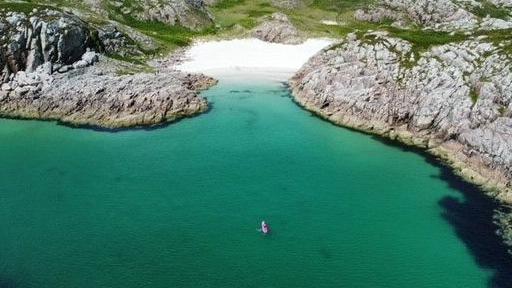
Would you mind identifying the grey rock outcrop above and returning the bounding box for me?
[0,56,216,129]
[480,16,512,29]
[98,24,145,56]
[134,0,213,30]
[355,0,512,31]
[291,32,512,203]
[290,32,512,252]
[0,9,96,82]
[0,6,218,129]
[252,13,303,44]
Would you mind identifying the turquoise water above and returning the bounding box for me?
[0,80,510,287]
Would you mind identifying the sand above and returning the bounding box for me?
[175,38,332,81]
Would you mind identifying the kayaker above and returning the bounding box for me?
[261,221,270,234]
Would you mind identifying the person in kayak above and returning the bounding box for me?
[261,221,270,234]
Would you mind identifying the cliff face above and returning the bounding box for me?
[0,9,95,82]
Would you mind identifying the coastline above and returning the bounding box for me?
[290,83,512,255]
[175,37,512,208]
[0,57,218,130]
[290,91,512,204]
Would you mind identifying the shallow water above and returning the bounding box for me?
[1,80,511,287]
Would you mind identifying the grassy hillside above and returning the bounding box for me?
[1,0,511,61]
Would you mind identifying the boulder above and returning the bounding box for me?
[252,13,303,44]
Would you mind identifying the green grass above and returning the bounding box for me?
[471,0,511,19]
[498,106,508,116]
[3,0,510,67]
[5,0,90,12]
[388,27,468,53]
[213,0,247,9]
[311,0,375,12]
[210,0,277,31]
[470,86,480,106]
[208,0,472,53]
[106,3,217,54]
[209,0,381,38]
[477,28,512,56]
[0,2,50,14]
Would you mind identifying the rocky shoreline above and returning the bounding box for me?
[291,89,512,204]
[0,8,217,129]
[0,64,217,129]
[289,31,512,253]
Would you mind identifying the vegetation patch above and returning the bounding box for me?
[0,2,51,13]
[311,0,376,12]
[498,106,508,116]
[471,1,511,19]
[387,28,467,53]
[4,0,510,67]
[478,28,512,57]
[213,0,247,9]
[470,86,480,106]
[106,4,216,54]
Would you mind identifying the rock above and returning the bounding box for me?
[290,32,512,252]
[491,0,512,8]
[1,83,11,91]
[271,0,303,9]
[135,0,214,30]
[0,10,96,82]
[355,7,401,23]
[495,209,512,255]
[355,0,512,31]
[84,0,104,13]
[0,58,217,128]
[480,16,512,30]
[98,23,149,56]
[58,65,72,73]
[80,51,99,66]
[14,86,29,96]
[252,13,303,44]
[290,32,512,201]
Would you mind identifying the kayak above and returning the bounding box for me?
[261,221,270,234]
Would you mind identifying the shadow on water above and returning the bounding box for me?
[434,164,512,288]
[0,277,19,288]
[371,136,512,288]
[294,96,512,286]
[0,101,217,134]
[278,87,512,286]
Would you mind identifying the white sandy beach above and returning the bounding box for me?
[175,38,332,81]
